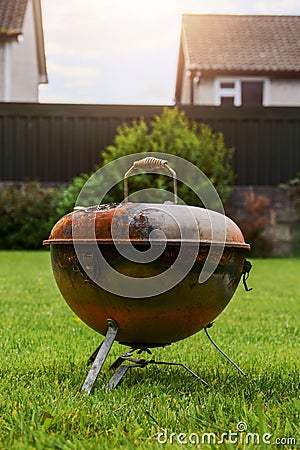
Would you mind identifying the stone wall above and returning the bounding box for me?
[227,186,300,257]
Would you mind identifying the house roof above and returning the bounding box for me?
[0,0,47,84]
[180,14,300,74]
[0,0,27,37]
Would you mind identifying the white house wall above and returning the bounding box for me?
[0,44,5,99]
[9,0,40,102]
[180,71,300,106]
[180,70,191,104]
[267,79,300,106]
[193,77,215,105]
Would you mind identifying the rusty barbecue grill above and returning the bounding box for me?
[44,157,252,392]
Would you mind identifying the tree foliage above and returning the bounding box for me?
[57,107,235,214]
[0,182,60,249]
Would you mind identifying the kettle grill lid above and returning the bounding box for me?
[44,202,250,249]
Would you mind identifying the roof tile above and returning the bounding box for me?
[182,14,300,73]
[0,0,28,36]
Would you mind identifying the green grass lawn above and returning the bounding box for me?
[0,252,299,449]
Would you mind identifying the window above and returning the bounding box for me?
[216,79,241,106]
[221,97,234,106]
[220,82,235,89]
[215,78,266,106]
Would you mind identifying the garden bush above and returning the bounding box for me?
[0,182,60,249]
[57,107,235,215]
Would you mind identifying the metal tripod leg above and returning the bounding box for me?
[106,364,134,391]
[106,353,209,391]
[81,318,118,394]
[204,324,247,379]
[87,343,103,365]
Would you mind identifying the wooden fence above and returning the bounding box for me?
[1,103,300,185]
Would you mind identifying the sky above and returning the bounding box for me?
[39,0,300,105]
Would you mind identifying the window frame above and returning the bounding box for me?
[215,77,269,106]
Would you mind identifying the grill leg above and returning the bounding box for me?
[106,365,133,391]
[81,318,118,394]
[87,343,103,366]
[106,351,209,390]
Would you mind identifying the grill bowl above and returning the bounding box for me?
[45,201,250,346]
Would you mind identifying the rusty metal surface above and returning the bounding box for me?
[81,318,119,394]
[44,202,250,249]
[50,243,247,345]
[44,200,250,345]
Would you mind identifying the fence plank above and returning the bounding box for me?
[0,103,299,185]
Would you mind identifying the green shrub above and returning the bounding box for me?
[55,173,93,218]
[57,107,235,215]
[0,182,60,249]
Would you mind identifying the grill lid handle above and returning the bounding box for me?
[123,157,178,204]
